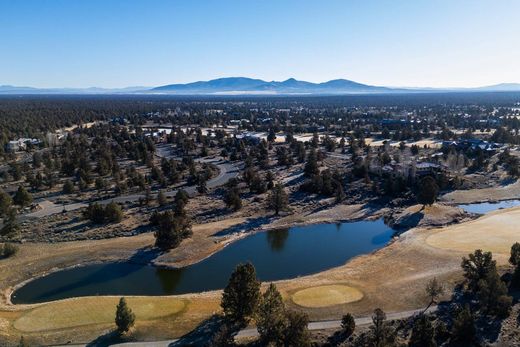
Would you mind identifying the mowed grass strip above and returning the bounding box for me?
[291,285,363,308]
[14,296,186,332]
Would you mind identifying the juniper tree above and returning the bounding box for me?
[221,263,260,326]
[408,314,436,347]
[257,283,286,345]
[268,183,289,215]
[341,313,356,338]
[115,297,135,334]
[417,176,439,206]
[283,310,311,347]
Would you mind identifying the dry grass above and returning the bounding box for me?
[426,206,520,263]
[441,180,520,204]
[14,296,186,332]
[1,201,497,345]
[291,285,363,308]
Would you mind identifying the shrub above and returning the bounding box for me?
[115,297,135,334]
[1,243,19,258]
[341,313,356,338]
[83,202,123,224]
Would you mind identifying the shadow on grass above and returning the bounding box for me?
[86,330,121,347]
[169,315,227,346]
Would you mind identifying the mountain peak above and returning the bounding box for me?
[150,77,388,94]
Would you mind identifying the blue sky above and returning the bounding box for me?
[1,0,519,88]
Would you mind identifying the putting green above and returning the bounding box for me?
[291,285,363,308]
[14,296,186,332]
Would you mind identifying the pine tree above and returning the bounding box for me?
[13,186,32,207]
[304,148,319,177]
[417,176,439,206]
[62,180,74,194]
[223,186,242,211]
[157,190,167,206]
[0,190,13,217]
[115,297,135,334]
[510,242,520,288]
[341,313,356,338]
[369,308,395,347]
[154,211,192,250]
[408,314,436,347]
[1,208,19,236]
[257,283,286,345]
[283,310,311,347]
[425,277,444,310]
[267,183,289,215]
[450,305,475,345]
[461,249,496,293]
[221,263,260,326]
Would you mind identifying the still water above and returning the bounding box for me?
[12,219,394,304]
[458,200,520,214]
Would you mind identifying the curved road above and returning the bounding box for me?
[66,306,436,347]
[23,145,239,219]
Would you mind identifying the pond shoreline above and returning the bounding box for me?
[12,217,395,304]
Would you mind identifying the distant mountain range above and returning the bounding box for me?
[1,77,520,95]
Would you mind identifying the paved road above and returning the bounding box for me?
[23,146,239,219]
[75,306,436,347]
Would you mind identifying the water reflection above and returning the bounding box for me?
[13,219,394,304]
[266,228,289,251]
[459,200,520,214]
[156,267,184,294]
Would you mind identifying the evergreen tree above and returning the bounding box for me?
[283,310,311,347]
[461,249,496,293]
[341,313,356,338]
[221,263,260,326]
[62,180,74,194]
[476,268,512,317]
[408,314,436,347]
[267,183,289,215]
[13,186,32,207]
[223,186,242,211]
[157,190,167,206]
[510,242,520,288]
[257,283,286,345]
[104,201,123,223]
[425,277,444,310]
[115,297,135,334]
[369,308,395,347]
[174,189,189,216]
[450,305,475,345]
[1,208,19,236]
[304,148,319,177]
[154,211,192,250]
[0,190,13,217]
[417,176,439,206]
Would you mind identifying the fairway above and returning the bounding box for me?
[291,285,363,308]
[14,297,186,332]
[426,206,520,260]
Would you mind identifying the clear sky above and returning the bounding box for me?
[1,0,519,88]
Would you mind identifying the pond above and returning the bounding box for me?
[458,200,520,214]
[12,219,394,304]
